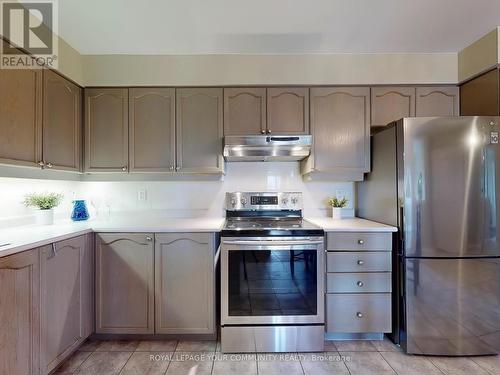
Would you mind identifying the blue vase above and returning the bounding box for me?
[71,200,89,221]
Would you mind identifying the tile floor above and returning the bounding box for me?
[53,337,500,375]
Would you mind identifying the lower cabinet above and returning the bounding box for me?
[325,232,392,335]
[155,233,216,334]
[95,233,155,334]
[0,249,40,375]
[40,235,93,374]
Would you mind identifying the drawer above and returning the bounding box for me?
[327,232,392,251]
[326,272,392,293]
[326,293,391,333]
[327,252,391,272]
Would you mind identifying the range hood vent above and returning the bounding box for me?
[223,135,312,162]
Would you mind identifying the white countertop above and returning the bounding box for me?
[0,216,395,258]
[0,217,225,258]
[306,217,398,232]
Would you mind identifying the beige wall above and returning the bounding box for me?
[56,37,84,85]
[83,53,458,86]
[458,28,499,82]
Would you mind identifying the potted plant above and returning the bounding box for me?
[327,197,348,220]
[23,192,63,225]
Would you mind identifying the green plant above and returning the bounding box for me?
[328,197,348,208]
[23,192,63,210]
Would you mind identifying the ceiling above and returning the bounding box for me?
[58,0,500,55]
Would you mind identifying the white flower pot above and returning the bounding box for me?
[35,209,54,225]
[331,207,342,220]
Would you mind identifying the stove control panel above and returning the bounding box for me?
[226,192,302,211]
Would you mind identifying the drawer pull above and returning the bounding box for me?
[357,281,364,287]
[358,239,364,245]
[357,260,364,265]
[356,312,363,318]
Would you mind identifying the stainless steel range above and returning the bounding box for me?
[220,192,325,353]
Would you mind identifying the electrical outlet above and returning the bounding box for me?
[335,189,346,199]
[137,188,147,202]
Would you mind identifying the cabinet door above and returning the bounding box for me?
[267,87,309,134]
[129,88,176,172]
[0,42,42,168]
[95,233,154,334]
[40,236,85,374]
[371,86,415,127]
[224,88,266,135]
[155,233,215,334]
[43,69,82,172]
[307,87,370,174]
[460,69,499,116]
[0,249,40,375]
[176,88,224,173]
[84,88,128,172]
[416,87,459,117]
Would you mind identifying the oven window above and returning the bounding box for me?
[228,250,317,316]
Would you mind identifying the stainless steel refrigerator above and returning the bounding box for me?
[357,117,500,356]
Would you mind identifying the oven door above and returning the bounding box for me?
[221,236,325,325]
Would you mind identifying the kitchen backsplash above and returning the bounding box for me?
[0,162,354,227]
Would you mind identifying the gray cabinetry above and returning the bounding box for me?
[302,87,370,180]
[267,87,309,134]
[40,235,92,374]
[129,88,176,172]
[325,232,392,336]
[95,233,155,334]
[415,86,459,117]
[176,88,224,173]
[0,249,40,375]
[155,233,216,334]
[371,87,415,127]
[224,88,266,135]
[42,69,82,172]
[0,41,42,168]
[84,88,128,172]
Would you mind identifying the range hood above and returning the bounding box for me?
[223,135,312,162]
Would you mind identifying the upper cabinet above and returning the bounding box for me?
[302,87,370,180]
[129,88,175,172]
[0,41,42,168]
[42,69,82,172]
[460,69,499,116]
[224,88,266,135]
[371,87,415,127]
[84,88,128,172]
[224,87,310,136]
[176,88,224,173]
[267,87,309,134]
[416,87,459,117]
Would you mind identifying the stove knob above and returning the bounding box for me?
[240,198,247,206]
[291,197,298,205]
[230,199,237,207]
[282,198,289,205]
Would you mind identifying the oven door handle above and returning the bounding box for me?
[222,240,324,246]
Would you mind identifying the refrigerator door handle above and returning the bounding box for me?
[398,205,405,255]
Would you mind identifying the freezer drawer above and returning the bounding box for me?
[327,252,391,272]
[327,232,392,251]
[326,272,392,293]
[326,293,391,333]
[405,257,500,355]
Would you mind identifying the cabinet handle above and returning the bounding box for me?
[37,161,45,167]
[169,166,174,170]
[356,312,363,318]
[121,166,127,171]
[146,236,152,242]
[267,129,272,134]
[357,260,364,266]
[261,130,266,134]
[358,239,364,245]
[175,167,180,171]
[46,162,53,168]
[357,281,364,287]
